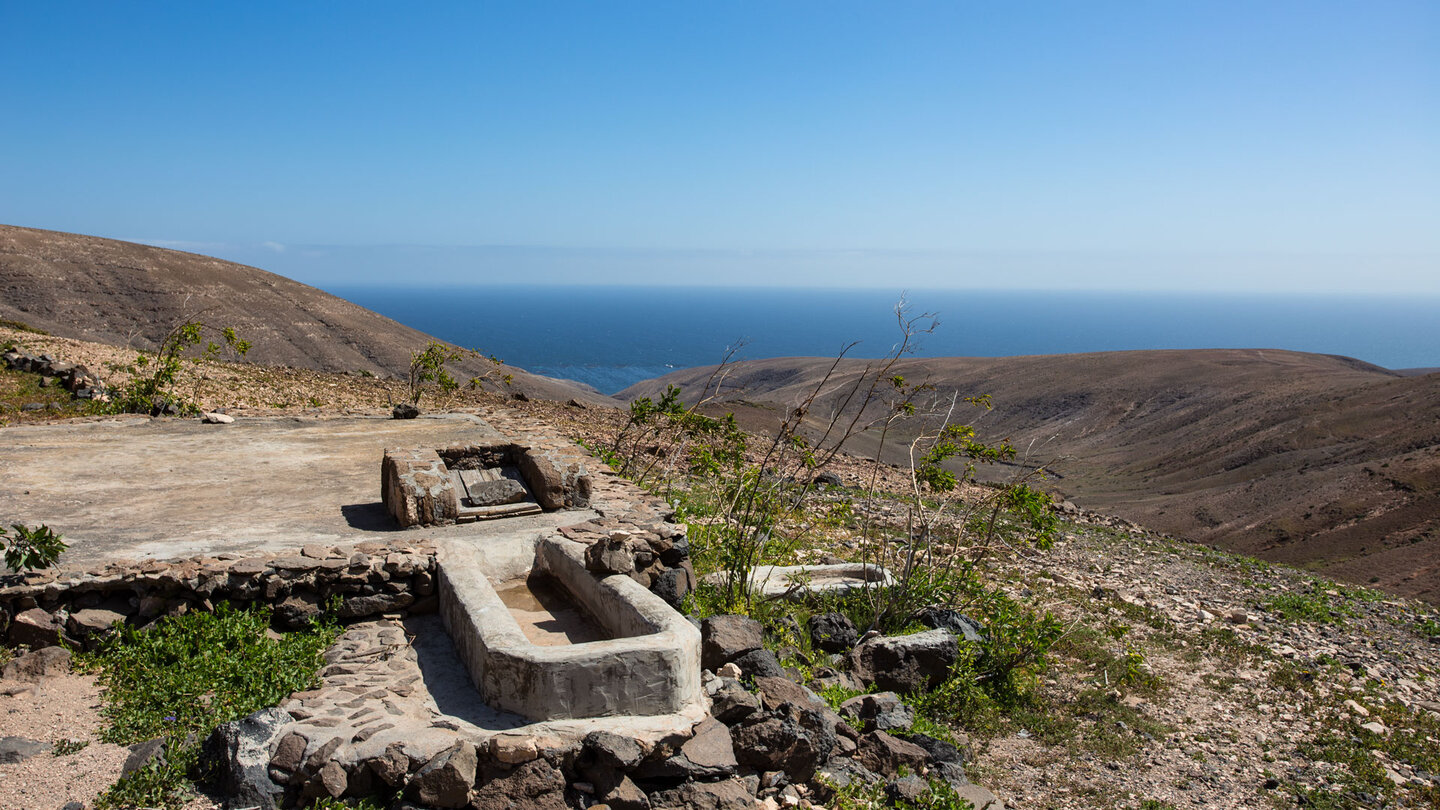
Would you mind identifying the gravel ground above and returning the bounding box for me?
[0,671,130,810]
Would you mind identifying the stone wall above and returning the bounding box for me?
[0,540,440,650]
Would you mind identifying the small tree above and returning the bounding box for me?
[404,341,512,409]
[109,320,250,414]
[406,341,465,406]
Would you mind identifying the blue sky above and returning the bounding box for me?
[2,1,1435,292]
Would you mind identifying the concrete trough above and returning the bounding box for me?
[715,562,897,600]
[437,534,702,721]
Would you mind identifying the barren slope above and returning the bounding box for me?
[0,224,614,404]
[622,351,1440,603]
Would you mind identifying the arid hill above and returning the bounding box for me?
[621,350,1440,603]
[0,224,614,404]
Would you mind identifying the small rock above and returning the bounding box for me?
[1343,699,1370,717]
[202,411,235,424]
[0,736,51,764]
[491,734,538,764]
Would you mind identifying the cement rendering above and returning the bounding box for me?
[0,413,588,567]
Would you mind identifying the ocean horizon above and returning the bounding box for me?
[328,285,1440,395]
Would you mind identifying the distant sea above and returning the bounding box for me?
[330,286,1440,395]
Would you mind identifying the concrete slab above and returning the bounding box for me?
[0,414,595,567]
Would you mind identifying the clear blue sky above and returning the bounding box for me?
[2,1,1435,292]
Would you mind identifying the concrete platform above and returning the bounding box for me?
[0,413,594,568]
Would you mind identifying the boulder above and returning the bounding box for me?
[515,449,566,510]
[811,756,883,801]
[731,702,836,782]
[650,563,695,608]
[584,534,636,576]
[469,758,567,810]
[904,732,966,765]
[648,777,755,810]
[582,730,646,771]
[274,593,324,630]
[807,612,858,653]
[854,730,931,777]
[200,707,293,810]
[887,773,930,804]
[913,607,985,642]
[838,691,913,732]
[337,592,415,619]
[600,774,650,810]
[634,716,737,780]
[406,740,478,808]
[701,615,764,671]
[391,403,420,419]
[848,629,958,693]
[123,737,168,777]
[752,675,832,715]
[8,608,62,648]
[1,646,71,681]
[710,677,761,725]
[731,648,785,680]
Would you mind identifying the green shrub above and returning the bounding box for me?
[1,523,67,572]
[107,320,250,414]
[86,602,340,809]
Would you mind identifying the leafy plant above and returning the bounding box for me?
[1,523,68,572]
[52,737,89,756]
[85,602,340,809]
[404,341,511,407]
[1263,586,1352,624]
[108,318,250,414]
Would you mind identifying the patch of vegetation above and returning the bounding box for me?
[823,772,977,809]
[403,340,511,408]
[1291,696,1440,807]
[83,602,340,810]
[1,523,68,572]
[1262,585,1355,625]
[107,319,250,415]
[0,318,47,334]
[52,737,89,756]
[0,366,97,423]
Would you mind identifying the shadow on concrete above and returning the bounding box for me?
[406,615,527,732]
[341,503,399,532]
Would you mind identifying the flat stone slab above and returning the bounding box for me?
[0,414,589,567]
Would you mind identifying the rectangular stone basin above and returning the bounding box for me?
[437,534,702,721]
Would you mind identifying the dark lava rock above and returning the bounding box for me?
[807,611,858,654]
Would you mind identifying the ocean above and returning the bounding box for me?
[329,286,1440,394]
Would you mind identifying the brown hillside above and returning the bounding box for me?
[0,224,614,405]
[621,350,1440,603]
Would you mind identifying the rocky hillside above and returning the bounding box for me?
[621,351,1440,605]
[0,224,614,405]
